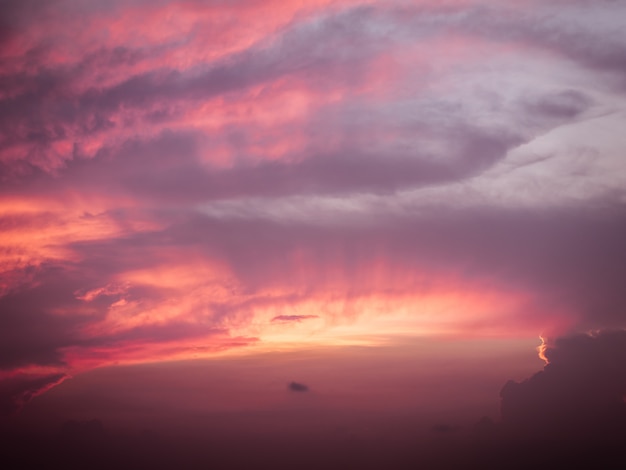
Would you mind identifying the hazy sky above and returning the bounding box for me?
[1,0,625,434]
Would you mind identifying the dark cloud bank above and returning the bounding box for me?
[2,330,624,469]
[501,329,626,439]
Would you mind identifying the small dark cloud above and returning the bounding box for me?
[288,381,309,392]
[271,315,319,323]
[500,329,626,438]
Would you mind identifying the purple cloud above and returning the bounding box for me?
[500,329,626,437]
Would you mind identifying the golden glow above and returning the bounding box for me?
[537,335,549,363]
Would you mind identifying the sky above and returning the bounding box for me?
[1,0,626,461]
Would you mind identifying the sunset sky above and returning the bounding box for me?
[1,0,625,453]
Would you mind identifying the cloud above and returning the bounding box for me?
[0,258,253,371]
[2,0,611,183]
[3,202,625,372]
[165,207,626,330]
[0,372,68,416]
[0,266,92,369]
[521,89,592,121]
[271,315,319,323]
[0,0,625,410]
[288,382,309,392]
[500,329,626,438]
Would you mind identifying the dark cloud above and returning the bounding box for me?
[0,87,594,205]
[0,266,94,369]
[271,315,319,323]
[500,329,626,438]
[522,89,592,121]
[1,118,521,201]
[288,382,309,392]
[0,372,67,416]
[0,0,56,48]
[0,258,232,370]
[458,3,626,87]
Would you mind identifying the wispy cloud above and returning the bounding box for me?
[272,315,319,323]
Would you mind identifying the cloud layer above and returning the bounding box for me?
[1,0,626,410]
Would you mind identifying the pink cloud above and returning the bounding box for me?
[1,0,625,412]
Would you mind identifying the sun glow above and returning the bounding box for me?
[537,335,549,363]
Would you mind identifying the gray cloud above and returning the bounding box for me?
[288,381,309,392]
[500,329,626,437]
[271,315,319,323]
[3,0,619,174]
